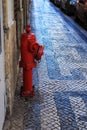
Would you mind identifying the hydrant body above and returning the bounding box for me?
[19,26,44,97]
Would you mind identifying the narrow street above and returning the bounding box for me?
[11,0,87,130]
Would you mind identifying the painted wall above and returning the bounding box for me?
[0,0,6,129]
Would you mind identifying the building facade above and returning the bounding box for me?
[0,1,6,130]
[0,0,30,129]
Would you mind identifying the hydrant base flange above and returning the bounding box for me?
[20,86,35,97]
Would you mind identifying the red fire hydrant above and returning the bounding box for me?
[19,25,44,97]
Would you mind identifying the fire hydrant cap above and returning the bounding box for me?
[26,25,31,33]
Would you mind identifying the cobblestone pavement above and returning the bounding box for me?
[10,0,87,130]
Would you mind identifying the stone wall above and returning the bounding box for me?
[3,0,18,119]
[22,0,31,28]
[2,0,31,129]
[4,22,18,117]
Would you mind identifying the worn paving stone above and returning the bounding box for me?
[10,69,25,130]
[10,0,87,130]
